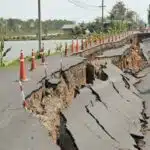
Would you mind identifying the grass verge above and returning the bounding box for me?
[0,50,63,68]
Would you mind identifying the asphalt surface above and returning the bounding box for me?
[0,55,85,150]
[96,44,130,58]
[135,67,150,150]
[63,63,142,150]
[0,31,144,150]
[133,39,150,150]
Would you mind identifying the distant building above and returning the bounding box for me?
[62,24,76,34]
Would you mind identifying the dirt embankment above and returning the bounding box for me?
[117,38,147,73]
[26,62,87,143]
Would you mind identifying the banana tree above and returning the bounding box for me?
[0,39,12,66]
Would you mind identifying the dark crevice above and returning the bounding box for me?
[85,105,118,143]
[57,112,79,150]
[111,82,120,94]
[133,92,144,100]
[74,86,80,98]
[124,75,130,81]
[141,101,149,135]
[95,69,108,81]
[88,85,108,109]
[124,69,146,79]
[90,100,94,107]
[111,82,130,100]
[86,63,95,84]
[45,79,60,89]
[141,101,149,120]
[130,134,145,150]
[121,74,130,89]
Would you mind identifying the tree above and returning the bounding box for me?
[43,23,49,36]
[0,18,75,38]
[72,26,82,38]
[126,10,136,22]
[110,1,126,20]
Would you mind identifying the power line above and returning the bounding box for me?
[67,0,100,10]
[71,0,100,8]
[67,0,90,9]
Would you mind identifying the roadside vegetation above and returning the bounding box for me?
[71,1,145,38]
[0,42,63,68]
[0,1,145,41]
[0,1,146,68]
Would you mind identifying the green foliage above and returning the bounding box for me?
[75,0,144,36]
[0,18,74,38]
[110,1,126,20]
[55,43,63,53]
[0,38,11,66]
[0,39,4,66]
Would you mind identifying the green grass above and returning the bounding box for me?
[0,50,62,68]
[1,59,20,68]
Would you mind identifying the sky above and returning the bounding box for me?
[0,0,149,23]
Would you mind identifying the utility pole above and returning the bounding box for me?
[99,0,106,32]
[38,0,42,52]
[101,0,104,31]
[148,4,150,27]
[5,20,7,37]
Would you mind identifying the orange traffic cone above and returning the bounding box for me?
[65,42,68,56]
[23,100,29,110]
[71,40,74,54]
[81,39,84,50]
[76,39,79,53]
[31,49,36,71]
[20,50,27,81]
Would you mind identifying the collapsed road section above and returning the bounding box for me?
[26,38,149,149]
[27,61,146,150]
[0,33,150,150]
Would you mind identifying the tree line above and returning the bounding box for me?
[0,18,74,36]
[72,1,145,37]
[0,0,146,40]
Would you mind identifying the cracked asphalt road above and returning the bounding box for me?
[0,55,85,150]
